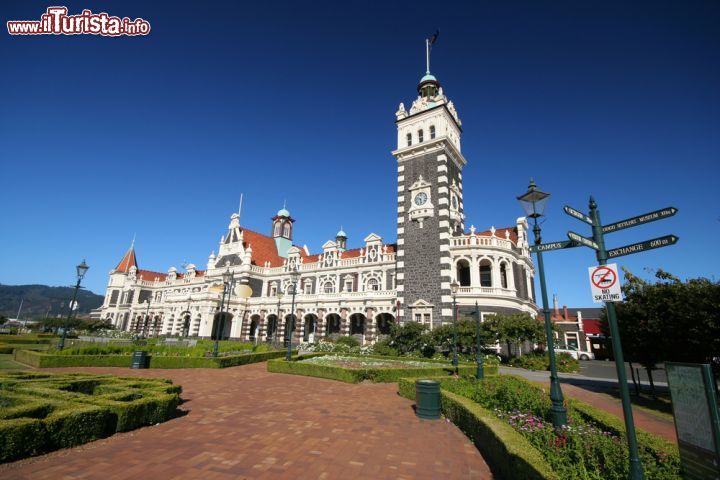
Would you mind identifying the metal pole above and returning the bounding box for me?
[58,278,81,351]
[213,282,227,358]
[532,218,568,428]
[475,301,484,380]
[287,285,297,361]
[452,295,458,373]
[589,196,645,480]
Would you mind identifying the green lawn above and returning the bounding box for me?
[0,354,28,369]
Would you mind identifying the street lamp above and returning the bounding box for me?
[474,301,484,380]
[142,299,151,338]
[517,179,567,428]
[58,260,89,351]
[213,268,233,358]
[275,290,284,346]
[450,280,459,374]
[286,267,300,361]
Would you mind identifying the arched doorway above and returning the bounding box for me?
[249,314,261,342]
[283,314,297,347]
[181,314,191,337]
[325,313,341,337]
[303,314,318,342]
[349,313,366,344]
[266,314,278,343]
[211,312,234,341]
[375,312,395,338]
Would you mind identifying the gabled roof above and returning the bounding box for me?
[467,226,519,245]
[115,247,138,273]
[241,227,286,267]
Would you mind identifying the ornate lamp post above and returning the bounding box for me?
[213,268,233,358]
[474,301,484,379]
[275,290,284,346]
[286,267,300,361]
[517,179,567,428]
[450,281,459,374]
[142,298,151,338]
[58,260,89,351]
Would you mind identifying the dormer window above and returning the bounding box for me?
[406,133,412,147]
[418,129,424,143]
[430,125,436,139]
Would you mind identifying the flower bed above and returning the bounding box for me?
[398,376,680,479]
[267,354,495,383]
[0,371,181,463]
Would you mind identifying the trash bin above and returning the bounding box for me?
[415,379,441,419]
[131,350,148,369]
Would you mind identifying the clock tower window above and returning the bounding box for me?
[406,133,412,147]
[418,129,424,143]
[430,125,435,139]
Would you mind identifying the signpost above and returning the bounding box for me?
[607,235,679,259]
[529,240,577,253]
[567,231,599,250]
[665,362,720,479]
[602,206,678,234]
[563,197,679,480]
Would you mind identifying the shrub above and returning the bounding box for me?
[509,352,580,373]
[334,336,360,348]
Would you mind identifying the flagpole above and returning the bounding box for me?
[426,38,430,74]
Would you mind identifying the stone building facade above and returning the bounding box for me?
[96,62,539,344]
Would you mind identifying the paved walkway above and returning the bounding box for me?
[0,363,493,480]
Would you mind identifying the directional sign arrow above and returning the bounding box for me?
[564,205,594,225]
[602,207,678,234]
[607,235,679,259]
[530,240,579,253]
[567,231,599,250]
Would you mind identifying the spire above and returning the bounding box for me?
[115,242,138,273]
[419,31,440,98]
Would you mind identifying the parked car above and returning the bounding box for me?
[555,345,594,361]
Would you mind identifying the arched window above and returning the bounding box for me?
[367,278,380,291]
[282,223,290,238]
[273,222,281,236]
[269,283,277,297]
[303,279,313,294]
[480,260,492,287]
[500,263,508,289]
[323,282,334,294]
[430,125,436,139]
[406,133,412,147]
[418,129,424,143]
[456,259,471,286]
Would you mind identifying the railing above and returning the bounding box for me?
[450,236,514,250]
[248,253,396,275]
[457,286,516,296]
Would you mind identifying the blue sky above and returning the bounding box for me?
[1,1,718,307]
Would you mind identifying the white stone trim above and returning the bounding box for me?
[398,175,405,182]
[397,227,404,234]
[397,206,405,213]
[397,261,404,268]
[437,164,448,173]
[397,165,405,173]
[438,187,449,194]
[397,273,404,280]
[437,175,448,183]
[439,220,450,228]
[397,238,404,245]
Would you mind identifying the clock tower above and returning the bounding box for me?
[392,66,466,326]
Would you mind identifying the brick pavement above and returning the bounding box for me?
[0,363,493,480]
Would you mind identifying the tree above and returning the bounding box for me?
[609,268,720,391]
[430,318,496,356]
[484,313,545,358]
[0,314,7,326]
[386,321,430,355]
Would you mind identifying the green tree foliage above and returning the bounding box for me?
[0,314,7,325]
[386,321,430,355]
[430,318,496,355]
[484,313,546,358]
[611,269,720,373]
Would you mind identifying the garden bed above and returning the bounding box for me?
[14,349,289,369]
[0,371,182,463]
[267,354,497,383]
[398,375,680,479]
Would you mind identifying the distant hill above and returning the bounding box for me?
[0,284,104,319]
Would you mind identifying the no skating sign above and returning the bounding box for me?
[588,263,623,304]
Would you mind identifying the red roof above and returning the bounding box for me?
[241,228,286,267]
[115,247,138,273]
[583,319,603,335]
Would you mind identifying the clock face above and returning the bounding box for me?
[414,192,428,206]
[451,195,458,209]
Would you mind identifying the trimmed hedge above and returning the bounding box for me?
[398,377,556,479]
[14,349,289,369]
[267,356,484,383]
[0,371,182,463]
[0,337,54,345]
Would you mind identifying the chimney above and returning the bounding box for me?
[563,305,569,321]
